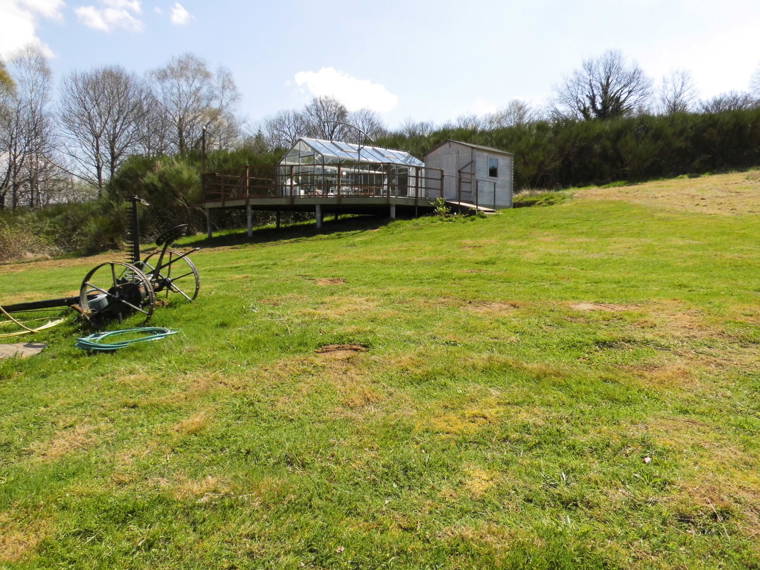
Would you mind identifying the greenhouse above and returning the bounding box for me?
[278,137,427,199]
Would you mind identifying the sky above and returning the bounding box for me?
[1,0,759,130]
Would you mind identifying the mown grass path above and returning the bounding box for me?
[1,171,759,568]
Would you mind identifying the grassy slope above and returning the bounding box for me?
[0,171,759,568]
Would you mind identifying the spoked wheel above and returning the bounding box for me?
[79,262,156,324]
[141,250,200,302]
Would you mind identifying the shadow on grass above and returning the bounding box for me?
[184,214,393,249]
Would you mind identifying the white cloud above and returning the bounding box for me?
[169,2,191,25]
[294,67,399,113]
[0,0,63,58]
[75,0,142,32]
[20,0,65,19]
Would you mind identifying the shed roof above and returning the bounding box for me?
[427,140,514,157]
[283,137,424,167]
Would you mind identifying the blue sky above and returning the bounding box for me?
[2,0,759,129]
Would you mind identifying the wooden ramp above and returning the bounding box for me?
[445,201,496,214]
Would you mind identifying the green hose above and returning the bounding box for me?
[75,327,178,352]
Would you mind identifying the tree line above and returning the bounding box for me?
[0,49,241,209]
[1,47,759,215]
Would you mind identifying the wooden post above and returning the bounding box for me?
[245,165,252,237]
[439,170,444,199]
[206,207,213,239]
[475,179,479,211]
[315,204,323,229]
[276,210,281,229]
[390,204,396,219]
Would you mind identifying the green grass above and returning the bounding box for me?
[1,172,759,568]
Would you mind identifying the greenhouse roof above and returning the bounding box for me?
[284,137,424,167]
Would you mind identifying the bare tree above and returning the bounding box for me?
[59,66,149,192]
[700,91,757,113]
[485,100,534,129]
[150,53,240,153]
[208,67,241,149]
[0,47,57,209]
[449,114,483,130]
[263,109,307,149]
[659,70,697,115]
[399,119,435,138]
[346,109,386,143]
[302,96,349,140]
[139,90,173,156]
[554,50,652,120]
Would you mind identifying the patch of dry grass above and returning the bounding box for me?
[30,424,96,461]
[0,514,49,564]
[576,170,760,215]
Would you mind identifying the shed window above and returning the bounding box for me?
[488,157,498,178]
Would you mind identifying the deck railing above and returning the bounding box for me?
[202,165,446,204]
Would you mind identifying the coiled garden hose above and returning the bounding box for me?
[75,327,178,352]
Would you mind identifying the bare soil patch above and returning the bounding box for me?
[316,343,368,354]
[570,302,636,312]
[313,277,346,286]
[467,301,521,314]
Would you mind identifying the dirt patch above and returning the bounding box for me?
[467,301,521,314]
[314,277,346,286]
[316,343,368,354]
[570,302,636,312]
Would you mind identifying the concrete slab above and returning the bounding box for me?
[0,343,47,359]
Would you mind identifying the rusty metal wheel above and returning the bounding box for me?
[79,262,156,324]
[141,250,200,302]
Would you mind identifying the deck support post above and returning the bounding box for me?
[390,204,396,219]
[206,207,213,239]
[276,210,281,229]
[246,203,253,238]
[315,204,323,229]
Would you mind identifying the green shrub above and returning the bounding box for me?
[513,190,569,208]
[0,219,56,262]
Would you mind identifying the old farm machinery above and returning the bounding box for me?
[0,197,200,337]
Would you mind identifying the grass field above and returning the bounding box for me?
[1,170,759,568]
